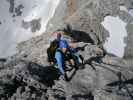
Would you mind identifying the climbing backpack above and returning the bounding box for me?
[47,40,59,64]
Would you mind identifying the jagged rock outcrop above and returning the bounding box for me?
[0,0,133,100]
[1,42,133,100]
[0,59,60,100]
[46,0,133,60]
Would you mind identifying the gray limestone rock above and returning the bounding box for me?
[46,0,133,61]
[1,0,133,100]
[22,18,41,33]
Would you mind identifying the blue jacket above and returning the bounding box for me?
[58,39,69,49]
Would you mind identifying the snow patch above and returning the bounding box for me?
[0,0,60,57]
[119,5,128,12]
[101,16,127,57]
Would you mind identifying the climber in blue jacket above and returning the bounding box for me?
[55,35,69,76]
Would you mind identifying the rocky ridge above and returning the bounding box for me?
[0,0,133,100]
